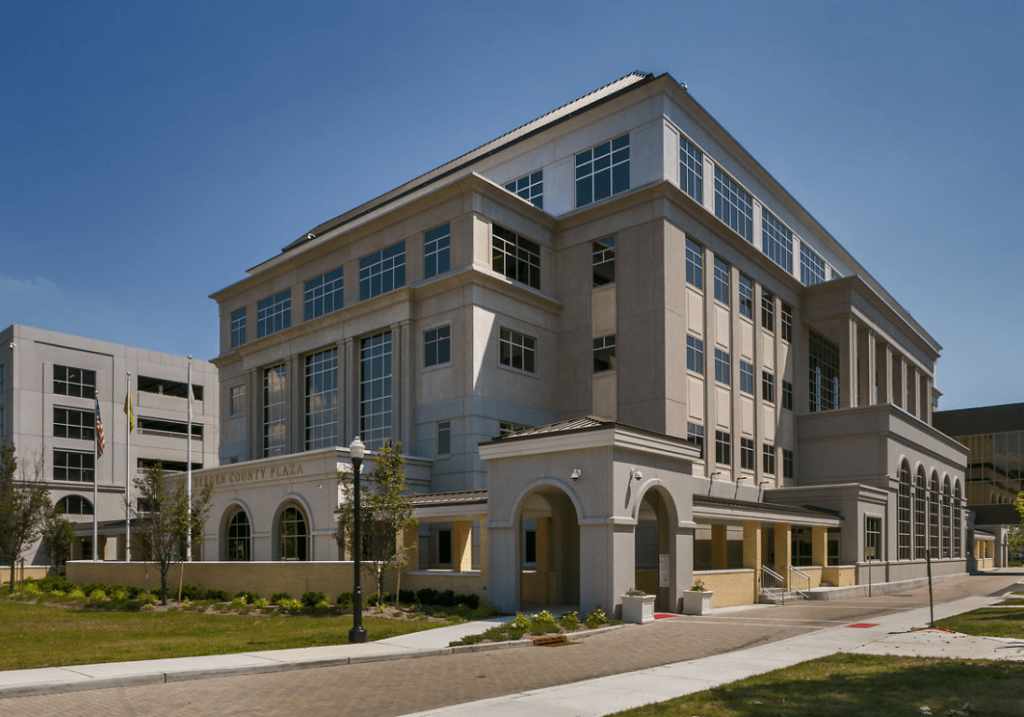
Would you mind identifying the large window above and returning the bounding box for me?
[738,274,753,319]
[592,237,615,286]
[305,348,338,451]
[740,360,754,395]
[783,448,794,480]
[761,290,775,332]
[942,478,952,558]
[714,167,753,241]
[953,482,962,558]
[53,407,95,441]
[762,209,793,273]
[864,516,882,560]
[424,224,451,279]
[360,331,393,450]
[424,326,451,368]
[257,290,291,338]
[929,473,940,558]
[687,423,704,459]
[686,335,704,374]
[685,239,703,289]
[437,421,451,456]
[229,385,245,417]
[898,462,912,560]
[231,309,246,348]
[679,135,703,201]
[54,450,94,482]
[492,225,540,289]
[305,267,344,321]
[715,431,731,465]
[713,258,730,305]
[593,335,616,373]
[714,349,730,385]
[227,510,251,561]
[809,331,840,412]
[762,371,776,403]
[54,365,96,398]
[504,171,543,209]
[800,243,827,286]
[56,494,92,516]
[576,134,629,207]
[741,437,755,471]
[915,468,927,559]
[499,328,536,373]
[763,444,776,475]
[359,242,406,300]
[781,303,793,342]
[279,506,308,561]
[263,364,286,457]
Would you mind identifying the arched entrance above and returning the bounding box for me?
[517,486,580,611]
[635,488,676,612]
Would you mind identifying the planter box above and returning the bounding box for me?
[682,590,714,615]
[621,593,656,624]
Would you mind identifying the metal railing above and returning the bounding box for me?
[760,564,787,603]
[789,565,812,597]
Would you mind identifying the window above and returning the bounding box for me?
[54,365,96,398]
[56,495,92,516]
[54,450,94,482]
[504,171,543,209]
[713,258,729,305]
[929,473,940,558]
[714,348,730,385]
[762,209,793,273]
[763,444,776,474]
[0,406,4,438]
[136,417,203,438]
[492,225,540,289]
[898,462,911,560]
[53,407,95,441]
[257,290,291,338]
[0,364,4,393]
[279,506,308,561]
[761,290,774,332]
[305,348,338,450]
[738,274,753,319]
[800,243,827,286]
[304,267,344,320]
[740,438,755,471]
[424,326,451,368]
[438,528,454,565]
[593,335,616,373]
[522,520,537,567]
[864,516,882,560]
[783,448,794,480]
[942,478,952,558]
[437,421,451,456]
[138,375,203,401]
[953,482,962,559]
[782,380,793,411]
[685,238,703,289]
[231,309,246,348]
[781,303,793,342]
[499,422,527,437]
[715,431,731,465]
[714,167,753,241]
[499,328,536,373]
[687,423,704,458]
[592,237,615,286]
[263,364,286,457]
[227,510,251,561]
[360,331,393,450]
[915,468,927,559]
[229,385,245,417]
[576,134,629,207]
[686,335,704,374]
[740,360,754,395]
[762,371,776,403]
[679,135,703,201]
[424,224,451,279]
[360,242,406,300]
[809,331,840,412]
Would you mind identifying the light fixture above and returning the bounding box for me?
[570,468,582,481]
[630,468,643,481]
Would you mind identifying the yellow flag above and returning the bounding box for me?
[124,390,136,432]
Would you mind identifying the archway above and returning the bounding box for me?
[635,488,675,612]
[517,486,580,611]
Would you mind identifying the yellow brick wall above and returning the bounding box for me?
[694,570,755,608]
[1,566,54,585]
[795,565,823,589]
[821,566,857,587]
[403,571,486,598]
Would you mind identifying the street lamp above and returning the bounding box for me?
[348,436,367,644]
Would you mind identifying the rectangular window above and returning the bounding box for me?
[592,236,615,286]
[740,437,755,471]
[809,331,840,412]
[437,421,451,456]
[305,348,338,450]
[257,290,291,338]
[576,134,629,207]
[781,303,793,342]
[715,431,731,465]
[762,209,794,273]
[304,267,344,320]
[783,448,794,479]
[499,328,536,373]
[360,331,393,450]
[686,335,704,374]
[761,290,774,332]
[738,274,753,319]
[438,529,453,565]
[687,422,704,459]
[499,421,527,437]
[782,379,793,411]
[53,407,95,441]
[763,444,776,474]
[53,449,94,483]
[229,385,245,417]
[492,225,541,289]
[424,224,451,279]
[714,348,730,385]
[740,360,754,395]
[679,135,703,201]
[424,326,451,368]
[231,309,246,348]
[504,171,543,209]
[263,364,286,457]
[53,365,96,398]
[685,238,703,289]
[138,376,203,401]
[864,516,882,560]
[762,371,776,403]
[522,521,537,567]
[713,258,730,305]
[800,243,827,286]
[714,166,753,241]
[593,335,616,373]
[360,242,406,300]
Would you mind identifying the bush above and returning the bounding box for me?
[88,589,107,601]
[366,591,393,607]
[126,585,147,600]
[530,610,559,635]
[398,589,416,604]
[270,592,292,606]
[253,597,269,609]
[205,588,229,602]
[67,588,86,599]
[23,582,41,596]
[336,591,353,609]
[80,582,106,596]
[179,584,204,602]
[559,611,580,631]
[234,590,260,604]
[506,613,531,640]
[416,588,439,605]
[38,576,74,593]
[584,606,609,629]
[301,590,328,607]
[456,593,480,610]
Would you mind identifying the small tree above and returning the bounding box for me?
[40,505,75,570]
[337,441,417,609]
[132,464,211,605]
[0,444,51,593]
[1010,492,1024,563]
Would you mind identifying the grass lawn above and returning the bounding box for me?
[610,653,1024,717]
[0,601,445,671]
[934,605,1024,639]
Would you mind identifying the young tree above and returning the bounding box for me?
[40,505,75,570]
[132,464,212,605]
[1010,491,1024,564]
[0,444,51,593]
[337,441,417,609]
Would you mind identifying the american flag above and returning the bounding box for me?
[94,396,106,457]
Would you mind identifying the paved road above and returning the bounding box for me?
[4,572,1021,717]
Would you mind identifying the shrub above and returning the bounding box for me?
[67,588,86,599]
[584,606,608,629]
[270,592,292,606]
[204,588,230,602]
[234,590,260,604]
[279,598,302,612]
[23,582,41,596]
[126,585,147,600]
[398,589,416,604]
[80,582,106,595]
[38,576,74,593]
[530,610,559,635]
[336,591,353,609]
[301,590,328,608]
[559,611,580,631]
[180,584,204,602]
[366,591,393,607]
[506,613,531,640]
[88,589,107,601]
[457,593,480,610]
[253,597,269,609]
[416,588,439,605]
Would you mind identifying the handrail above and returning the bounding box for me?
[788,565,811,596]
[760,564,787,604]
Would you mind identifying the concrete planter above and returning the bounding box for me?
[682,589,713,615]
[621,593,656,624]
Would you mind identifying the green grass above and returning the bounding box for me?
[0,601,443,671]
[610,653,1024,717]
[934,606,1024,639]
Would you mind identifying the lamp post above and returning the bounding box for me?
[348,436,367,644]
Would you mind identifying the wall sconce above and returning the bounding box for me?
[570,468,582,481]
[630,468,643,481]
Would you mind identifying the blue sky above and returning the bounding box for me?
[1,1,1020,411]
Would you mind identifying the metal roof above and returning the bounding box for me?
[694,494,841,520]
[407,489,488,508]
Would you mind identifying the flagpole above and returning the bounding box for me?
[186,356,193,562]
[93,392,99,561]
[125,372,131,562]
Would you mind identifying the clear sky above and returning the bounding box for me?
[2,1,1020,411]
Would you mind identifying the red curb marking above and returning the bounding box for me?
[846,623,879,628]
[654,613,679,619]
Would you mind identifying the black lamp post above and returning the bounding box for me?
[348,436,368,644]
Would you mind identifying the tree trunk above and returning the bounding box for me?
[8,564,14,595]
[160,567,169,606]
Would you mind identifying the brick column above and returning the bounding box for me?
[774,522,792,589]
[811,525,828,567]
[743,520,762,603]
[711,525,728,569]
[452,520,472,573]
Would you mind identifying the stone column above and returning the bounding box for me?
[711,525,728,569]
[400,320,414,451]
[838,316,857,408]
[877,343,893,406]
[857,327,875,406]
[343,337,357,442]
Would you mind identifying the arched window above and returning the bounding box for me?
[279,506,309,560]
[953,481,962,559]
[897,461,911,560]
[942,477,952,558]
[226,509,251,561]
[914,467,926,559]
[929,472,940,558]
[56,494,93,516]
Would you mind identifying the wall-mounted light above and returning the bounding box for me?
[630,468,643,481]
[570,468,582,481]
